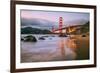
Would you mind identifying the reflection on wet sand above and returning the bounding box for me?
[58,38,77,60]
[21,35,89,62]
[59,39,66,59]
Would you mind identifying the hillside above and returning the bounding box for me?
[21,27,52,34]
[80,21,89,33]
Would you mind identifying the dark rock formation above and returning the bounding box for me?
[24,35,37,42]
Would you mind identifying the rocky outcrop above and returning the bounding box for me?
[24,35,37,42]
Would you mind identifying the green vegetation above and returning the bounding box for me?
[24,35,37,42]
[80,21,89,34]
[21,27,52,34]
[70,21,89,35]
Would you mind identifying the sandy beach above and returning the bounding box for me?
[21,34,89,62]
[68,35,89,60]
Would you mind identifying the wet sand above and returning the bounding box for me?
[21,35,89,63]
[64,35,89,60]
[71,35,89,60]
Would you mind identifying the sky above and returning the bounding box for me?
[21,10,90,23]
[21,10,90,30]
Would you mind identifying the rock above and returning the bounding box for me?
[24,35,37,42]
[39,37,45,40]
[59,34,67,37]
[21,38,24,41]
[82,34,86,37]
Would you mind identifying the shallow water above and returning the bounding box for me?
[21,34,89,62]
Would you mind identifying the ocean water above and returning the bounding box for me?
[21,34,79,62]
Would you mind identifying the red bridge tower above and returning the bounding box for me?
[59,17,63,33]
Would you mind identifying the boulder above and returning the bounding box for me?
[24,35,37,42]
[21,38,24,41]
[59,34,67,37]
[82,34,86,37]
[39,37,45,40]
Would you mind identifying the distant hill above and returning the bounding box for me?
[21,18,56,30]
[21,27,52,34]
[70,21,89,35]
[80,21,89,33]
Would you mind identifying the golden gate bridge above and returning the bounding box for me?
[51,17,81,34]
